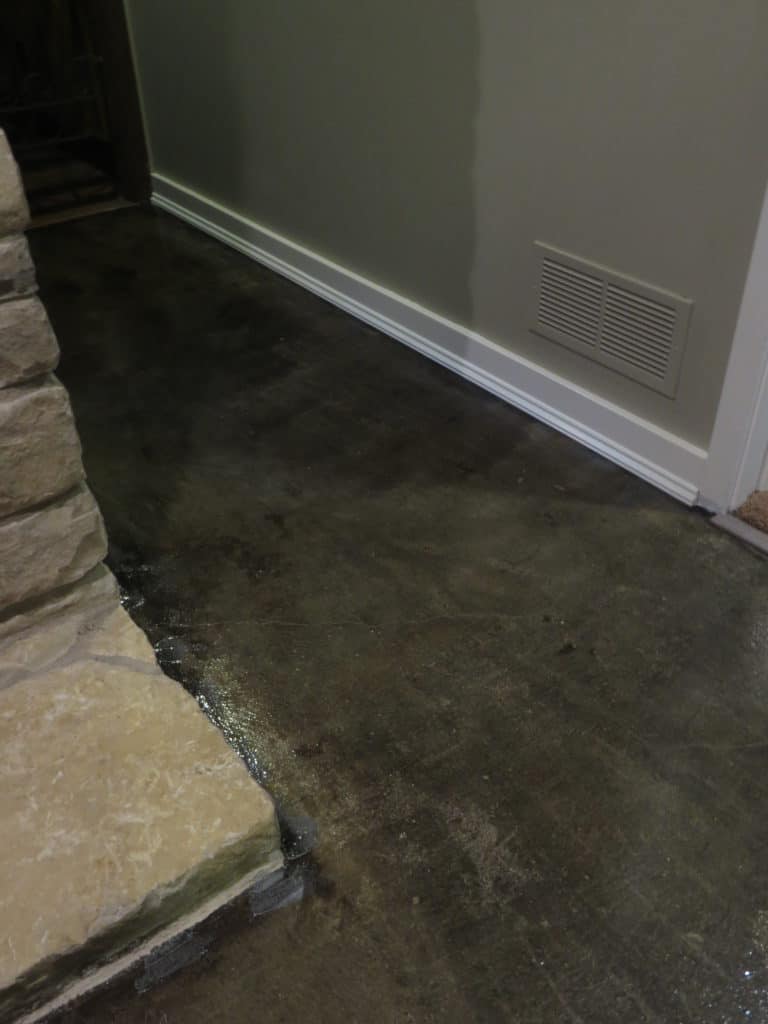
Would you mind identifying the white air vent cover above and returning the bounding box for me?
[532,243,693,396]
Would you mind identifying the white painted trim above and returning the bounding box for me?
[152,173,707,505]
[759,452,768,491]
[699,182,768,512]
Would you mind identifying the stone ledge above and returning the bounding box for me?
[17,856,284,1024]
[0,601,282,1023]
[0,375,84,519]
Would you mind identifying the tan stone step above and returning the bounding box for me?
[0,587,282,1023]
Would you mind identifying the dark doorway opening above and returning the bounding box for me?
[0,0,149,224]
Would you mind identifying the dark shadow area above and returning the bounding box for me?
[0,0,148,221]
[30,207,768,1023]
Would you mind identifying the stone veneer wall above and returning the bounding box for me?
[0,131,283,1023]
[0,129,110,625]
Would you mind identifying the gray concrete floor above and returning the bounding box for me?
[30,207,768,1023]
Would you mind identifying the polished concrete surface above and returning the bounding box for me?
[30,207,768,1023]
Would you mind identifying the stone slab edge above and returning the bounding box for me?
[3,773,281,1022]
[17,850,285,1024]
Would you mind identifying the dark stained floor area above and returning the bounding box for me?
[30,206,768,1023]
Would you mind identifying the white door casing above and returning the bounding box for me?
[700,181,768,512]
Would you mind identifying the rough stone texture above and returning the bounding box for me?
[0,604,281,1022]
[0,565,118,644]
[0,566,121,690]
[0,484,106,611]
[0,297,59,387]
[0,129,29,238]
[0,375,84,518]
[0,597,163,694]
[0,235,36,301]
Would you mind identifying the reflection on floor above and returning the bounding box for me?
[30,205,768,1023]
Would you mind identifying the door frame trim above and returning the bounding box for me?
[699,181,768,512]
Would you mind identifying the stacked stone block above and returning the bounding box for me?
[0,129,108,620]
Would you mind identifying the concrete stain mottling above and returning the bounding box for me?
[30,206,768,1023]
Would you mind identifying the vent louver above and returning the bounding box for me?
[532,243,692,396]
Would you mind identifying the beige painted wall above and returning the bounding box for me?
[126,0,768,448]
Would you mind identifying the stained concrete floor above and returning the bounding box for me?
[27,206,768,1023]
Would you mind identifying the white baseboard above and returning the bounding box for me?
[151,173,707,505]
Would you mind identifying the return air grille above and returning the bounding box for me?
[532,243,693,396]
[538,260,603,347]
